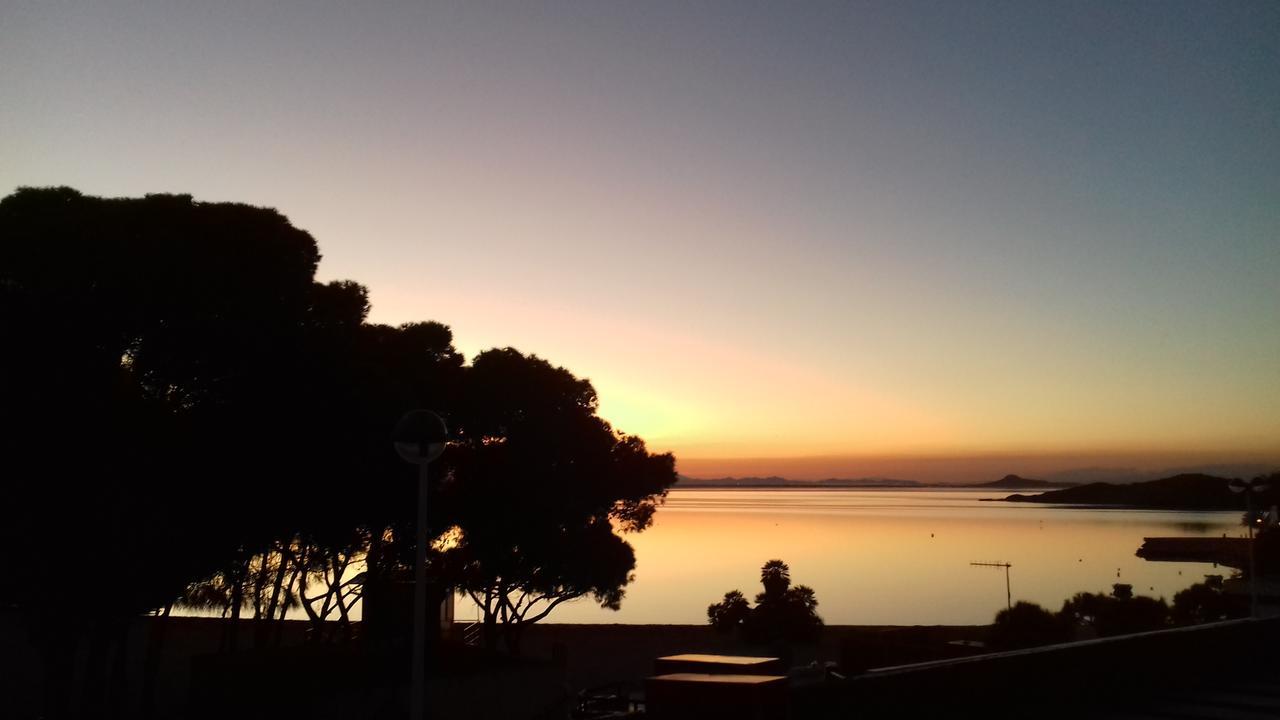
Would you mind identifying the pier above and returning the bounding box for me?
[1136,537,1250,569]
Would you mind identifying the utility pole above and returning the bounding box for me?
[1229,477,1271,618]
[971,561,1013,610]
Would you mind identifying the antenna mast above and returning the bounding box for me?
[970,561,1013,609]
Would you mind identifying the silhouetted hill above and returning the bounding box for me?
[965,474,1075,489]
[1041,463,1278,486]
[1003,473,1279,510]
[676,476,922,488]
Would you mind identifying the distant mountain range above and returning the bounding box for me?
[1003,473,1279,510]
[676,471,1280,510]
[674,473,1073,489]
[675,475,923,488]
[675,464,1276,490]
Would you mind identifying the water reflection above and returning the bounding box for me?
[523,488,1241,626]
[1174,521,1218,534]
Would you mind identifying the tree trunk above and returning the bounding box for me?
[503,619,523,655]
[224,551,250,652]
[275,551,302,646]
[298,582,323,642]
[250,552,269,620]
[365,526,385,584]
[259,543,290,648]
[482,588,499,652]
[333,553,352,640]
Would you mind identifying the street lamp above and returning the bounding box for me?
[1228,477,1270,618]
[394,410,448,719]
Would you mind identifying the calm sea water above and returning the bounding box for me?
[502,488,1242,626]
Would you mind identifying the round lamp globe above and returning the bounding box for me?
[393,409,448,465]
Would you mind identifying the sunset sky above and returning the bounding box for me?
[3,2,1277,481]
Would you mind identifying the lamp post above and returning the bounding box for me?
[1228,477,1270,618]
[394,410,448,719]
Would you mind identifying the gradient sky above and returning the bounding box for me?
[3,2,1277,480]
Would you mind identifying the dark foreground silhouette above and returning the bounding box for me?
[0,187,675,718]
[707,559,824,650]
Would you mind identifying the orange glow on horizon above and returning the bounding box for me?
[670,448,1280,484]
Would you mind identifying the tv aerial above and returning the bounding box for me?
[970,561,1012,610]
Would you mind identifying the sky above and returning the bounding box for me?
[2,1,1278,481]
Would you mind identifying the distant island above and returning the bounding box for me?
[960,474,1077,490]
[1002,473,1278,510]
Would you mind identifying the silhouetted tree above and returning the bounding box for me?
[283,317,464,642]
[1058,588,1169,638]
[0,187,332,622]
[0,187,678,712]
[1171,576,1247,625]
[708,591,751,632]
[988,601,1070,649]
[707,559,824,646]
[435,348,676,652]
[0,186,366,715]
[760,559,791,597]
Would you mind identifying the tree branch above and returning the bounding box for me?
[522,593,580,625]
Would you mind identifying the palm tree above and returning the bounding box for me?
[760,559,791,598]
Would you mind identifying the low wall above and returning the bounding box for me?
[797,617,1280,718]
